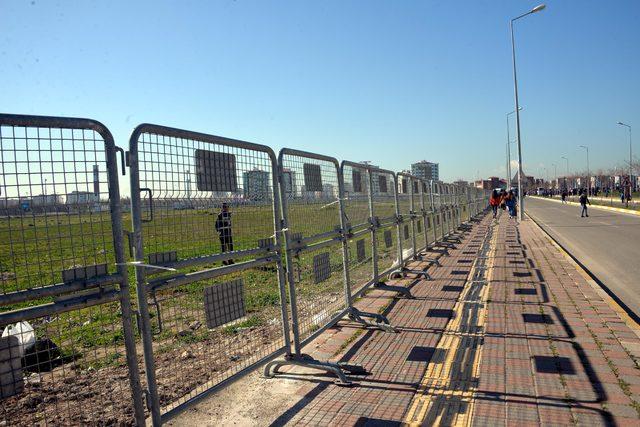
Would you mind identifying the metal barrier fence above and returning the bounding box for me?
[0,114,145,426]
[1,113,491,425]
[127,125,290,424]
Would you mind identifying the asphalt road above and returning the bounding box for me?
[525,197,640,317]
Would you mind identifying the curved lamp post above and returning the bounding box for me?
[617,122,633,191]
[579,145,590,195]
[511,3,546,220]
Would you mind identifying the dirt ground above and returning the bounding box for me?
[165,369,304,427]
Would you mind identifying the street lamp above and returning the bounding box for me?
[617,121,633,191]
[579,145,590,196]
[506,107,522,189]
[510,4,546,220]
[552,163,557,190]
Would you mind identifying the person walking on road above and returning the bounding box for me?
[579,190,591,218]
[215,202,234,265]
[489,189,501,218]
[561,190,568,204]
[505,190,517,219]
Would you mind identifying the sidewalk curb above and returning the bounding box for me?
[526,212,640,338]
[530,196,640,216]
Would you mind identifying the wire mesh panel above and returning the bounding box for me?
[278,149,347,346]
[341,163,371,232]
[340,162,375,298]
[0,114,144,425]
[375,224,400,275]
[371,169,400,277]
[418,180,431,250]
[129,124,289,421]
[396,173,415,260]
[432,181,445,240]
[443,184,453,234]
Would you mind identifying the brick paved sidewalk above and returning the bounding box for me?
[267,212,640,426]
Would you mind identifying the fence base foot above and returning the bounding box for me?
[401,266,431,280]
[436,240,457,249]
[347,307,396,333]
[426,246,450,256]
[374,281,413,298]
[264,354,365,386]
[415,255,441,267]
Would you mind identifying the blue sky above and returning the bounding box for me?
[1,0,638,184]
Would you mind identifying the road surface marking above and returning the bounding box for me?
[530,196,640,217]
[403,222,496,426]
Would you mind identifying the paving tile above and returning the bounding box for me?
[266,214,640,425]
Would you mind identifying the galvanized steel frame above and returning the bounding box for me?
[0,113,146,426]
[128,124,291,425]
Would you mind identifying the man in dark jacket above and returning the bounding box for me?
[579,190,591,218]
[215,203,234,264]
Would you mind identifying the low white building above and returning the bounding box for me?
[66,191,99,205]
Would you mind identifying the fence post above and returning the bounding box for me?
[107,134,147,427]
[271,159,294,359]
[128,144,162,427]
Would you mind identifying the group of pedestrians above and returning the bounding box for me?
[489,189,518,219]
[558,188,592,217]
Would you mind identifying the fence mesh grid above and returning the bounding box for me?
[133,130,287,412]
[341,163,374,296]
[371,170,400,276]
[280,152,347,343]
[0,120,138,425]
[0,126,114,295]
[136,132,276,260]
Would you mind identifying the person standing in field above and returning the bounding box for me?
[215,202,234,265]
[579,190,591,218]
[489,189,501,218]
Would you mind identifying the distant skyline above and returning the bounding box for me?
[1,0,638,185]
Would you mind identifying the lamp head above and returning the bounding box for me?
[531,4,546,13]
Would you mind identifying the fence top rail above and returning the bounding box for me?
[129,123,277,162]
[369,166,396,180]
[340,160,372,174]
[0,113,114,146]
[278,148,339,169]
[396,171,421,182]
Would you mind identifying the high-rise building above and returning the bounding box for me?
[411,161,439,182]
[281,168,297,198]
[242,169,271,201]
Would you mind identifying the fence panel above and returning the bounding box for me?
[0,114,144,426]
[417,180,431,251]
[277,149,348,348]
[340,162,374,295]
[128,124,289,423]
[411,177,427,253]
[370,169,404,279]
[396,173,415,260]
